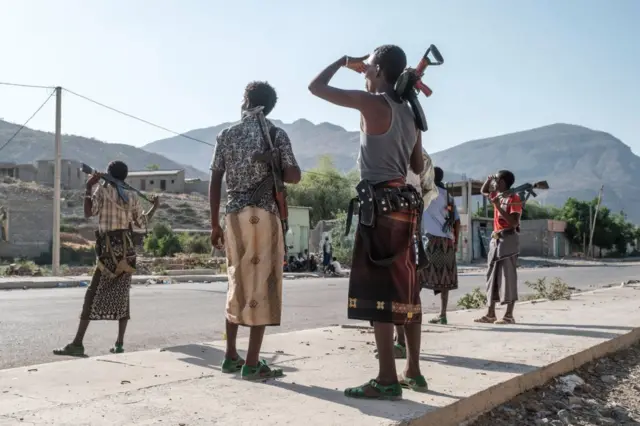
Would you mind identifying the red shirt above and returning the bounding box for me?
[490,192,522,231]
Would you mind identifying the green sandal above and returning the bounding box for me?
[241,360,284,381]
[221,357,245,374]
[398,374,429,392]
[53,343,85,357]
[428,316,448,325]
[109,344,124,354]
[344,379,402,400]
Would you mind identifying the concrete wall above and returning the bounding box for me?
[184,179,209,196]
[0,163,38,183]
[127,171,185,193]
[287,206,311,255]
[519,219,570,257]
[0,198,53,259]
[36,159,84,190]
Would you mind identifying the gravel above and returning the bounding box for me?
[471,342,640,426]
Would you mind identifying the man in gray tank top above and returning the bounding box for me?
[309,45,426,400]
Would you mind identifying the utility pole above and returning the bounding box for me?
[587,185,604,258]
[52,86,62,275]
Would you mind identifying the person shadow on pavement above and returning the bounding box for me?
[162,343,301,374]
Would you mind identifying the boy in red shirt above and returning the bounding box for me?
[475,170,522,324]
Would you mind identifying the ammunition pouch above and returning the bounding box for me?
[345,180,427,269]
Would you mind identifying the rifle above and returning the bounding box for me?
[80,163,153,204]
[252,111,290,252]
[500,181,550,207]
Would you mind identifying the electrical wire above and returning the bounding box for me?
[63,87,347,179]
[0,89,56,154]
[63,88,215,148]
[0,81,56,90]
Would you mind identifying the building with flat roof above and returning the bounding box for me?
[126,169,185,193]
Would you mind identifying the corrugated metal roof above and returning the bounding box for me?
[127,170,183,177]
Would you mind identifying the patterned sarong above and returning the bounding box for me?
[80,230,135,321]
[421,235,458,294]
[347,180,422,325]
[225,206,284,327]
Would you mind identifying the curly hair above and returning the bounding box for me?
[372,45,407,84]
[434,166,444,184]
[244,81,278,116]
[107,160,128,181]
[497,170,515,189]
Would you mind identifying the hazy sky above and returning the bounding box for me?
[0,0,638,154]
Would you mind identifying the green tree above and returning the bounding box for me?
[146,164,160,171]
[329,210,356,264]
[287,155,355,227]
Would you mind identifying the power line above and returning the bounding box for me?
[0,89,56,154]
[63,87,344,179]
[63,88,215,148]
[0,81,56,90]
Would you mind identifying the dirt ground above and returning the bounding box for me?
[471,343,640,425]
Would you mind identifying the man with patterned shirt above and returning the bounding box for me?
[209,81,301,381]
[475,170,522,325]
[54,160,159,357]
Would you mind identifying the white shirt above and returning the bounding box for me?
[331,260,342,273]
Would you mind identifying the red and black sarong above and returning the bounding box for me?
[347,179,422,325]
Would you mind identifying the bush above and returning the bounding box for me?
[178,233,211,254]
[144,223,183,257]
[525,277,572,301]
[457,287,487,309]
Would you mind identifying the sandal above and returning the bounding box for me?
[344,379,402,400]
[375,343,407,360]
[398,373,429,392]
[109,344,124,354]
[221,356,245,374]
[428,316,448,325]
[495,316,516,324]
[53,343,85,357]
[473,315,496,324]
[241,360,284,381]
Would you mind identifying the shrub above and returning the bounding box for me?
[457,287,487,309]
[525,277,571,301]
[144,223,183,257]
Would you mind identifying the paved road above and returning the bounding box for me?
[1,265,638,370]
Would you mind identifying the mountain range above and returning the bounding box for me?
[0,119,207,179]
[2,116,638,223]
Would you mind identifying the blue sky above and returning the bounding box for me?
[0,0,638,155]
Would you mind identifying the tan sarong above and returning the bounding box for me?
[225,206,284,326]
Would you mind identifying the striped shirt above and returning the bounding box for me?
[90,184,146,232]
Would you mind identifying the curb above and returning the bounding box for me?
[0,272,322,290]
[417,326,640,426]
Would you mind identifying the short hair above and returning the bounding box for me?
[332,257,337,261]
[497,170,515,189]
[434,166,444,184]
[244,81,278,116]
[107,161,128,181]
[372,45,407,84]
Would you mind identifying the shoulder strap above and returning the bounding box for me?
[269,126,278,146]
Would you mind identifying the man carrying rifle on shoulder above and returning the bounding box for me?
[475,170,521,325]
[209,81,301,381]
[54,160,160,357]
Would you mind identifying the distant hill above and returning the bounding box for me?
[145,121,640,223]
[0,120,207,179]
[431,123,640,222]
[143,118,360,173]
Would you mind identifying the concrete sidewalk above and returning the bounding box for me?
[1,287,639,426]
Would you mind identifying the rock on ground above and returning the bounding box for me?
[471,342,640,426]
